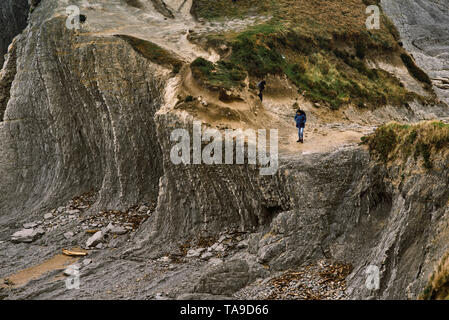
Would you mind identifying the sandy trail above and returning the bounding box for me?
[176,69,376,157]
[265,100,376,156]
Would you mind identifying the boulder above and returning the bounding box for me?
[11,228,45,243]
[86,231,103,248]
[186,248,205,258]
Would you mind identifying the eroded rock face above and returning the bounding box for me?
[0,8,165,227]
[382,0,449,104]
[193,260,250,296]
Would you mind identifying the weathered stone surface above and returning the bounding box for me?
[382,0,449,105]
[186,248,205,258]
[0,2,166,226]
[63,231,74,239]
[86,231,103,248]
[110,226,127,235]
[11,227,44,243]
[193,260,250,296]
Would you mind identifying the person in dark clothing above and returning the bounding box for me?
[295,109,307,143]
[257,80,266,102]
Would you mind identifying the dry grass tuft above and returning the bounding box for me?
[362,121,449,169]
[421,253,449,300]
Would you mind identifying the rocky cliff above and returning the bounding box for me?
[1,0,449,300]
[382,0,449,104]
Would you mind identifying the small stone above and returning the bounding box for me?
[158,256,170,263]
[86,231,103,248]
[218,235,227,243]
[11,228,45,243]
[138,205,149,213]
[64,264,80,276]
[237,240,248,249]
[111,226,127,235]
[66,209,80,215]
[201,251,213,260]
[23,222,38,229]
[64,231,74,239]
[95,243,103,249]
[83,259,92,267]
[208,258,223,266]
[214,243,226,252]
[155,293,168,300]
[11,229,34,243]
[186,248,206,258]
[44,213,53,220]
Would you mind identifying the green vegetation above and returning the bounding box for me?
[190,57,246,90]
[362,121,449,169]
[116,35,183,73]
[191,0,271,20]
[190,0,432,109]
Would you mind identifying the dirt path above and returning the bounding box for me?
[174,69,376,156]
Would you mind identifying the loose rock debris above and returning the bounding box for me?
[234,262,352,300]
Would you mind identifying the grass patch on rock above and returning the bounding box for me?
[362,121,449,169]
[190,0,432,109]
[116,34,183,73]
[191,0,271,20]
[421,252,449,300]
[191,57,246,90]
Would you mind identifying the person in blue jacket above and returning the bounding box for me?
[295,109,307,143]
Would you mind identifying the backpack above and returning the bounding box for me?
[297,110,306,124]
[300,110,306,123]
